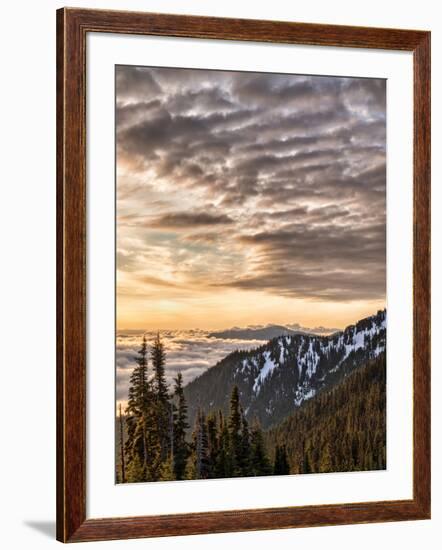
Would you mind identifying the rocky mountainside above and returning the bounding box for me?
[184,310,386,430]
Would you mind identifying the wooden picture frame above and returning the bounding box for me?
[56,7,431,543]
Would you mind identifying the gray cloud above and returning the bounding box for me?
[149,211,234,229]
[117,66,386,302]
[116,66,162,102]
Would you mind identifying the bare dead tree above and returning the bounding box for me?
[119,403,126,483]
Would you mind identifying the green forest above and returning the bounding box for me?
[265,355,386,473]
[116,334,386,483]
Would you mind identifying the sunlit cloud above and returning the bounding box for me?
[116,66,386,330]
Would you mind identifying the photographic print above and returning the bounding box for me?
[115,65,387,484]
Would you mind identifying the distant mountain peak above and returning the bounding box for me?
[208,322,339,341]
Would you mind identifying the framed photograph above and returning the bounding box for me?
[57,7,430,543]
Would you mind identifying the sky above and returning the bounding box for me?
[116,66,386,331]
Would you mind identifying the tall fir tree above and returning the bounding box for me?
[151,332,168,401]
[151,332,170,461]
[239,409,252,476]
[214,411,234,478]
[124,334,150,479]
[302,442,312,474]
[186,408,210,479]
[228,385,243,476]
[319,441,333,472]
[206,411,219,478]
[250,418,272,476]
[172,372,190,480]
[273,445,290,475]
[124,334,164,482]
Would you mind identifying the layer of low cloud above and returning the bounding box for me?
[116,330,266,404]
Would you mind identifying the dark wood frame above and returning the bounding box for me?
[57,7,431,543]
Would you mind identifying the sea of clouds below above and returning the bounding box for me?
[116,330,267,405]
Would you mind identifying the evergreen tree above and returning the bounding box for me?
[172,372,190,480]
[196,409,210,479]
[124,334,165,482]
[239,409,252,476]
[302,443,312,474]
[319,441,333,472]
[207,412,219,478]
[151,332,168,401]
[159,455,175,481]
[186,408,210,479]
[228,385,242,476]
[250,418,272,476]
[125,454,145,483]
[144,411,163,481]
[274,445,290,475]
[124,335,150,479]
[151,332,170,460]
[214,411,234,478]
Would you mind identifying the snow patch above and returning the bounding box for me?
[253,351,277,394]
[296,340,320,379]
[294,387,316,407]
[279,344,285,365]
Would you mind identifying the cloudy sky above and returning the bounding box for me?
[116,65,386,331]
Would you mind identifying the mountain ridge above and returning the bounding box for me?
[184,309,386,430]
[208,324,339,341]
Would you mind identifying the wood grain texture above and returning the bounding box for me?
[57,7,87,543]
[412,32,431,518]
[56,7,431,543]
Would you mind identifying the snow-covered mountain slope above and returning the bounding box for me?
[184,310,386,430]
